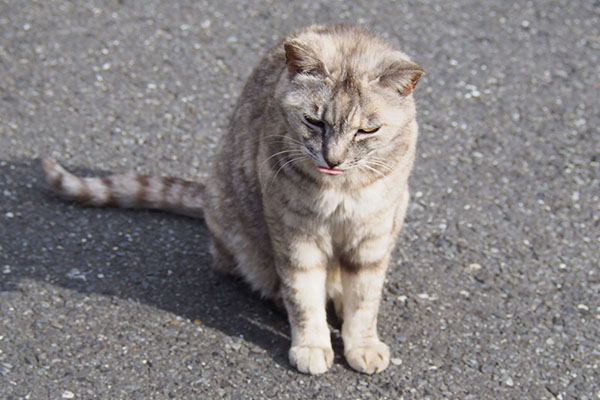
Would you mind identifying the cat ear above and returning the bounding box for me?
[284,39,326,76]
[377,61,424,96]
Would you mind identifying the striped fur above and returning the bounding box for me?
[43,25,423,375]
[41,159,204,216]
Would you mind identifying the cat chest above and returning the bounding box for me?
[316,184,390,219]
[278,174,401,228]
[277,182,401,263]
[308,185,399,246]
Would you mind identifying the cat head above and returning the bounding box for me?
[275,25,423,177]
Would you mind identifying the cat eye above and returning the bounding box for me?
[357,126,381,134]
[303,115,326,132]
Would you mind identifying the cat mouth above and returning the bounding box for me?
[316,166,344,175]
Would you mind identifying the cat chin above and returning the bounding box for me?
[316,166,345,175]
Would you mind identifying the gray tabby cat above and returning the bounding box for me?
[42,24,423,375]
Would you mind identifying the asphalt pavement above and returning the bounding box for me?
[1,0,599,398]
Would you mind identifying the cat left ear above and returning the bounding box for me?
[377,61,424,96]
[284,39,326,76]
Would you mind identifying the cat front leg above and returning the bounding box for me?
[339,254,390,374]
[276,240,333,375]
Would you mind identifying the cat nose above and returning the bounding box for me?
[323,155,342,168]
[322,138,346,168]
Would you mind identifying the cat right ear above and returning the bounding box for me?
[284,40,326,76]
[377,61,424,96]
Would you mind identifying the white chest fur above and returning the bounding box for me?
[315,178,391,220]
[313,177,401,248]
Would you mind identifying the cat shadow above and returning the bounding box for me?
[0,159,294,369]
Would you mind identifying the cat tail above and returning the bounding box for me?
[41,158,204,217]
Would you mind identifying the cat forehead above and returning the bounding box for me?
[322,95,385,126]
[291,25,406,78]
[318,83,387,128]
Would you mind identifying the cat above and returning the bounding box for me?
[42,24,423,375]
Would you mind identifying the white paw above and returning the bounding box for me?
[344,341,390,374]
[289,345,334,375]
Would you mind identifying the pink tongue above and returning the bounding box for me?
[317,166,344,175]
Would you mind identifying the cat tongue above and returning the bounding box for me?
[317,166,344,175]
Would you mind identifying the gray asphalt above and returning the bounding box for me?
[1,0,599,399]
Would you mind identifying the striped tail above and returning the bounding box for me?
[41,158,204,217]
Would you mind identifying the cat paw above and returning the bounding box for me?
[344,341,390,374]
[289,345,334,375]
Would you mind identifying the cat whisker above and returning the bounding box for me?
[261,149,305,168]
[366,158,394,174]
[264,135,305,147]
[361,163,386,179]
[366,160,394,176]
[263,135,320,168]
[264,155,309,193]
